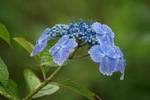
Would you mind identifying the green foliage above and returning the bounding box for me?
[24,69,41,93]
[13,37,35,54]
[0,57,9,87]
[0,85,19,100]
[32,84,59,98]
[0,23,12,47]
[5,79,20,98]
[0,58,19,100]
[40,51,59,67]
[24,69,59,98]
[58,80,101,100]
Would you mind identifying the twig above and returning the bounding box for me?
[22,66,64,100]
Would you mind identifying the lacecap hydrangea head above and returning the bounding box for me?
[31,20,126,80]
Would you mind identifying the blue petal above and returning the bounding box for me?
[101,24,114,38]
[115,58,125,80]
[92,22,104,34]
[96,34,107,44]
[99,45,117,59]
[50,35,77,66]
[99,57,116,76]
[63,38,78,52]
[114,46,124,58]
[30,40,47,56]
[39,28,51,41]
[57,35,69,45]
[96,34,114,46]
[88,45,104,63]
[49,43,60,55]
[52,48,69,66]
[30,28,51,56]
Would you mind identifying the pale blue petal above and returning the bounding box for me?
[49,35,71,55]
[99,45,116,59]
[96,34,114,45]
[39,28,51,41]
[63,38,78,52]
[105,46,116,59]
[30,40,47,56]
[57,35,69,45]
[99,57,116,76]
[50,35,77,66]
[52,48,69,66]
[114,46,124,58]
[92,22,104,34]
[30,28,51,56]
[96,34,108,44]
[105,36,114,46]
[102,24,114,38]
[88,45,104,63]
[115,59,123,71]
[49,43,60,55]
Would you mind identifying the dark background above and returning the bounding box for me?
[0,0,150,100]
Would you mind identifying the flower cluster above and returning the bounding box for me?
[31,20,126,80]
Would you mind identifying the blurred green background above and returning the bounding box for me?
[0,0,150,100]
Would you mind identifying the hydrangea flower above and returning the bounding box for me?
[88,44,125,80]
[92,22,114,46]
[49,35,77,66]
[31,20,126,80]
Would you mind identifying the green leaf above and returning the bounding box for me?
[32,84,59,98]
[13,37,34,54]
[24,69,59,98]
[13,37,40,61]
[5,79,20,98]
[24,69,41,92]
[58,80,101,100]
[0,84,19,100]
[40,52,59,67]
[0,57,9,87]
[0,23,12,47]
[41,66,51,76]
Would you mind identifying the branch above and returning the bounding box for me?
[22,66,64,100]
[70,54,89,59]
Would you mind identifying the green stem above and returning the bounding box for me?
[40,66,46,80]
[22,66,64,100]
[71,54,89,59]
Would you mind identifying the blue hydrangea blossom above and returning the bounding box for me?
[31,20,126,80]
[88,44,125,80]
[49,35,77,66]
